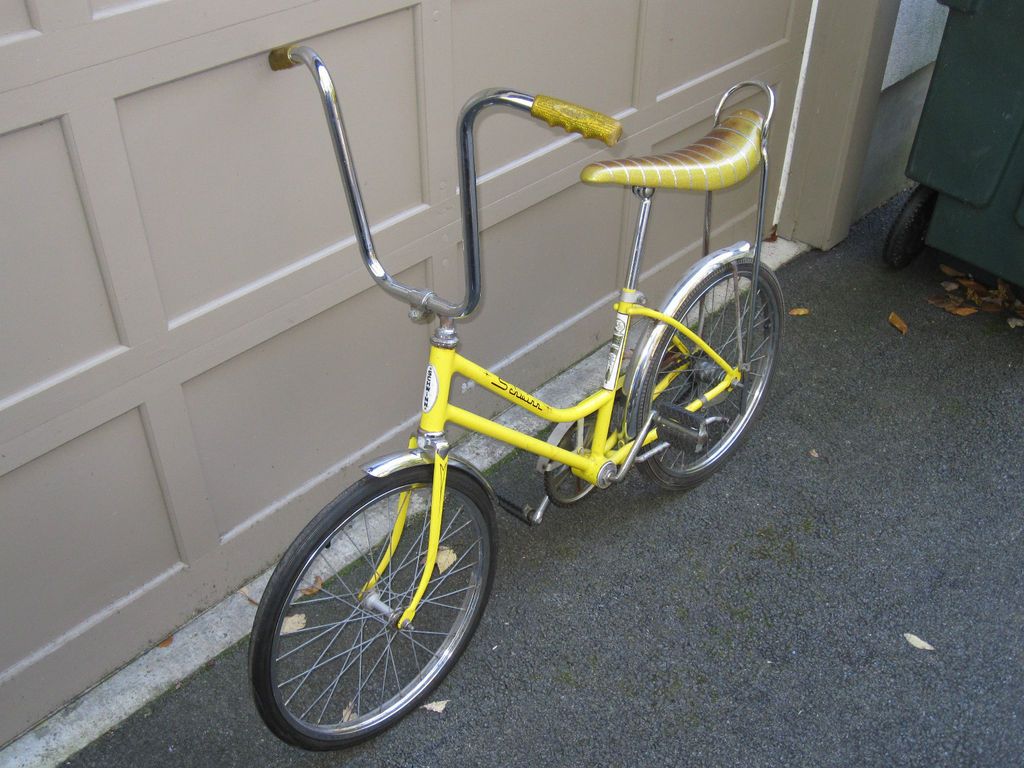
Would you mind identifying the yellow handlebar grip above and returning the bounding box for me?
[268,45,298,71]
[531,95,623,146]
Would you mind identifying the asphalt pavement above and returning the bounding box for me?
[61,199,1024,767]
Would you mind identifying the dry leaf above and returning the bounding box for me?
[238,586,259,607]
[1008,318,1024,329]
[940,281,961,292]
[342,701,355,722]
[435,546,457,574]
[281,614,307,635]
[939,264,964,277]
[948,306,978,317]
[996,279,1014,304]
[903,633,935,651]
[956,278,988,294]
[928,294,963,309]
[888,312,908,335]
[809,449,820,459]
[980,300,1004,314]
[788,307,811,317]
[421,700,449,713]
[300,575,324,597]
[158,635,174,649]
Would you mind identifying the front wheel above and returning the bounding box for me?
[633,257,783,490]
[249,466,496,750]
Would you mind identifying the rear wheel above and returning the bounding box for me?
[883,185,936,269]
[249,466,496,750]
[633,258,783,490]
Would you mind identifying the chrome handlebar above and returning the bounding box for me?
[274,45,535,320]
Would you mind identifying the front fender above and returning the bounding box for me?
[362,449,499,511]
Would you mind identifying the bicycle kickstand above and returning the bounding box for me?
[496,492,550,526]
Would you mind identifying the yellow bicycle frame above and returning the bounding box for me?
[386,295,741,625]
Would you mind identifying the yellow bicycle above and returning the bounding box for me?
[249,43,783,750]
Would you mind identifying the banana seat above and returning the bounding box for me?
[580,109,765,192]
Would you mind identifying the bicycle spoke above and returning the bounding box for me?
[402,628,451,637]
[423,582,476,605]
[405,622,421,670]
[300,548,365,610]
[336,522,388,579]
[341,630,398,717]
[300,625,370,721]
[401,629,444,657]
[383,504,430,586]
[416,594,467,612]
[421,561,478,606]
[276,613,365,662]
[278,619,388,691]
[282,620,350,707]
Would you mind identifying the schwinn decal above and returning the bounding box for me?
[490,376,546,413]
[604,314,629,387]
[422,364,439,412]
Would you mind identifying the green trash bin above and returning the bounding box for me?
[884,0,1024,287]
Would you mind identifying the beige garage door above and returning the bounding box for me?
[0,0,811,743]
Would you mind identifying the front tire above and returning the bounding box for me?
[249,466,496,750]
[633,258,783,490]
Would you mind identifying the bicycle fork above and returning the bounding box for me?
[357,437,450,630]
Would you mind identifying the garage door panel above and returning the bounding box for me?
[452,0,641,177]
[0,119,122,403]
[181,265,428,539]
[454,182,622,378]
[116,8,423,323]
[656,0,793,97]
[0,408,179,674]
[89,0,153,19]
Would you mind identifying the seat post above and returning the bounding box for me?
[625,186,656,291]
[703,190,713,257]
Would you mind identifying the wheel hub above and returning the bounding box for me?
[361,590,396,622]
[692,358,719,384]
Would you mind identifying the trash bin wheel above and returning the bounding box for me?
[883,185,937,269]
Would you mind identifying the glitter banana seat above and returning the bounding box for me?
[580,109,765,192]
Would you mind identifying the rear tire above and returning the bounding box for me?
[633,258,783,490]
[883,185,936,269]
[249,466,496,750]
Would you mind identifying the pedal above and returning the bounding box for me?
[654,404,731,454]
[496,493,548,526]
[655,404,709,453]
